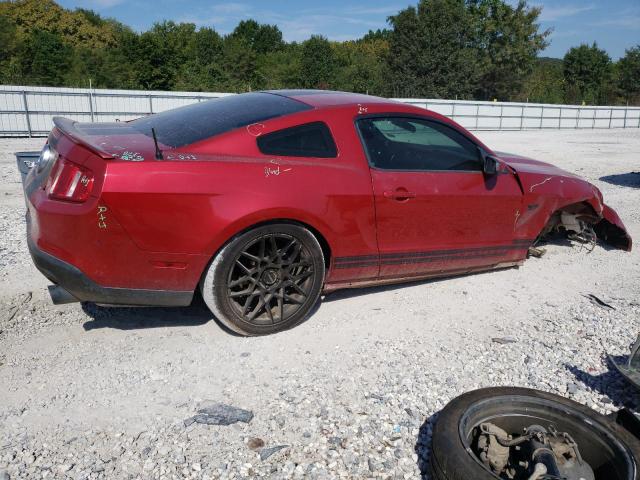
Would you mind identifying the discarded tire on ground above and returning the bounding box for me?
[429,387,640,480]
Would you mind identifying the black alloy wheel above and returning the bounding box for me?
[201,224,324,336]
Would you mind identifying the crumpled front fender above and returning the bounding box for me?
[595,203,632,251]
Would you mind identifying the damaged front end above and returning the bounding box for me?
[537,202,632,252]
[595,204,633,251]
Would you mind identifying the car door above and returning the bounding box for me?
[356,115,525,280]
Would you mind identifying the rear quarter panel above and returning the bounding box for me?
[102,106,379,288]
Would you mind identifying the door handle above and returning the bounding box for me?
[383,189,416,201]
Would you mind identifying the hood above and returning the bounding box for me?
[495,151,580,180]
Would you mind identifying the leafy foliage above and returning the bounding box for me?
[388,0,479,99]
[519,57,564,103]
[468,0,550,100]
[301,35,336,89]
[0,0,635,105]
[618,45,640,104]
[563,43,613,105]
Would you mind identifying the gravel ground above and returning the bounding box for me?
[0,129,639,480]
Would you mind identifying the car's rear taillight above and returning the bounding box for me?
[47,158,94,202]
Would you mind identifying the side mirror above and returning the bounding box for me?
[483,155,498,175]
[478,148,498,175]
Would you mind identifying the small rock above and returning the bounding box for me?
[259,445,289,461]
[492,336,517,344]
[185,403,254,426]
[247,437,265,450]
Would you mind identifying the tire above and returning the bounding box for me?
[429,387,640,480]
[201,224,325,336]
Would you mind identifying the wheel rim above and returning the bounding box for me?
[458,395,636,480]
[226,233,315,327]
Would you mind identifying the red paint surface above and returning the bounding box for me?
[25,92,632,295]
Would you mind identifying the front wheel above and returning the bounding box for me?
[201,224,325,336]
[430,387,640,480]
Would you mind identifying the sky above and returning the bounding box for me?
[57,0,640,59]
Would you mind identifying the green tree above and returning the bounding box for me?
[467,0,550,100]
[220,36,259,92]
[333,39,389,95]
[134,21,198,90]
[563,43,612,105]
[176,26,225,91]
[19,29,71,85]
[231,19,284,54]
[361,29,391,42]
[387,0,479,98]
[0,0,118,48]
[301,35,336,89]
[618,45,640,105]
[256,43,304,90]
[519,57,564,103]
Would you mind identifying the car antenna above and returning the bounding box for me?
[151,127,163,160]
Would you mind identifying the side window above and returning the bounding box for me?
[357,117,481,171]
[257,122,337,158]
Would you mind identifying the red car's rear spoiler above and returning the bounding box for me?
[52,117,115,160]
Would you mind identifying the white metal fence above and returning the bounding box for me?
[1,85,639,137]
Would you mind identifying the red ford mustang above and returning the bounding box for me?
[21,90,631,335]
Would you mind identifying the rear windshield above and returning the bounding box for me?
[131,92,312,147]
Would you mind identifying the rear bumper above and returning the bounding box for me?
[27,219,194,307]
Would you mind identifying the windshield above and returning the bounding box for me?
[131,92,312,148]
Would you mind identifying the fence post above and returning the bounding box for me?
[592,108,596,129]
[475,103,479,130]
[539,106,544,129]
[608,108,613,129]
[520,105,524,130]
[499,105,503,130]
[623,107,627,128]
[558,107,562,129]
[148,94,153,115]
[88,92,94,122]
[576,108,580,129]
[22,90,32,138]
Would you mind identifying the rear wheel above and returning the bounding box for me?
[201,224,325,336]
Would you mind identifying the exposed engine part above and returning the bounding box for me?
[559,212,597,252]
[537,210,598,253]
[473,422,595,480]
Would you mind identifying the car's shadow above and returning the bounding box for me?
[566,355,640,410]
[599,172,640,188]
[81,292,322,336]
[81,299,213,331]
